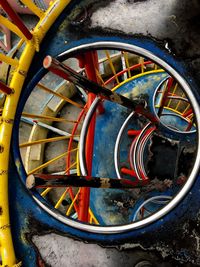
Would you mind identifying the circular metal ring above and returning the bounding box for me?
[24,41,200,234]
[152,78,196,134]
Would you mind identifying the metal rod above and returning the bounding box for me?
[0,0,32,40]
[78,51,98,222]
[43,56,147,111]
[0,53,18,67]
[21,117,79,141]
[66,109,85,214]
[158,77,173,117]
[22,111,77,123]
[27,148,77,175]
[19,135,77,148]
[37,83,83,109]
[26,174,148,189]
[121,168,137,177]
[19,0,44,18]
[183,108,193,118]
[128,130,141,136]
[0,81,13,94]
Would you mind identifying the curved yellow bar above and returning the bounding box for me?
[0,53,19,67]
[0,1,71,265]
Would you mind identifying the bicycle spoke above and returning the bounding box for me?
[21,117,79,140]
[27,148,78,175]
[54,188,70,209]
[19,135,79,148]
[37,82,84,109]
[22,112,78,123]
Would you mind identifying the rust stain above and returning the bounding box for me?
[0,224,10,230]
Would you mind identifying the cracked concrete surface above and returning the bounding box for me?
[32,233,173,267]
[90,0,200,60]
[91,0,178,38]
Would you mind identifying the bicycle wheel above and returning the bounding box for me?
[12,35,200,241]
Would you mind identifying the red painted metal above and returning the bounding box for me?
[0,80,13,94]
[78,51,98,222]
[183,108,193,118]
[129,125,155,181]
[77,53,104,115]
[97,102,105,114]
[0,0,32,40]
[137,126,155,181]
[76,52,105,114]
[185,118,194,131]
[104,61,152,86]
[128,130,141,136]
[158,77,174,117]
[66,109,86,214]
[121,167,137,177]
[44,52,99,222]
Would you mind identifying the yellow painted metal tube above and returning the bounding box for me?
[167,82,178,107]
[76,149,99,225]
[0,15,30,41]
[124,52,131,78]
[54,188,69,209]
[19,135,73,148]
[22,111,77,123]
[139,57,145,73]
[105,50,120,84]
[19,0,44,18]
[0,41,36,266]
[27,148,77,175]
[0,53,18,67]
[112,69,165,92]
[66,189,80,216]
[34,0,71,43]
[41,187,52,197]
[37,83,84,109]
[183,103,190,114]
[175,92,185,111]
[0,0,72,265]
[95,68,105,86]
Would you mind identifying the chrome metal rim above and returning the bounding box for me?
[30,41,200,234]
[114,111,135,179]
[152,78,196,134]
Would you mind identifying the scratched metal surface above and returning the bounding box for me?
[10,0,200,266]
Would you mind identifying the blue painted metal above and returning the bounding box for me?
[91,72,168,225]
[10,0,200,264]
